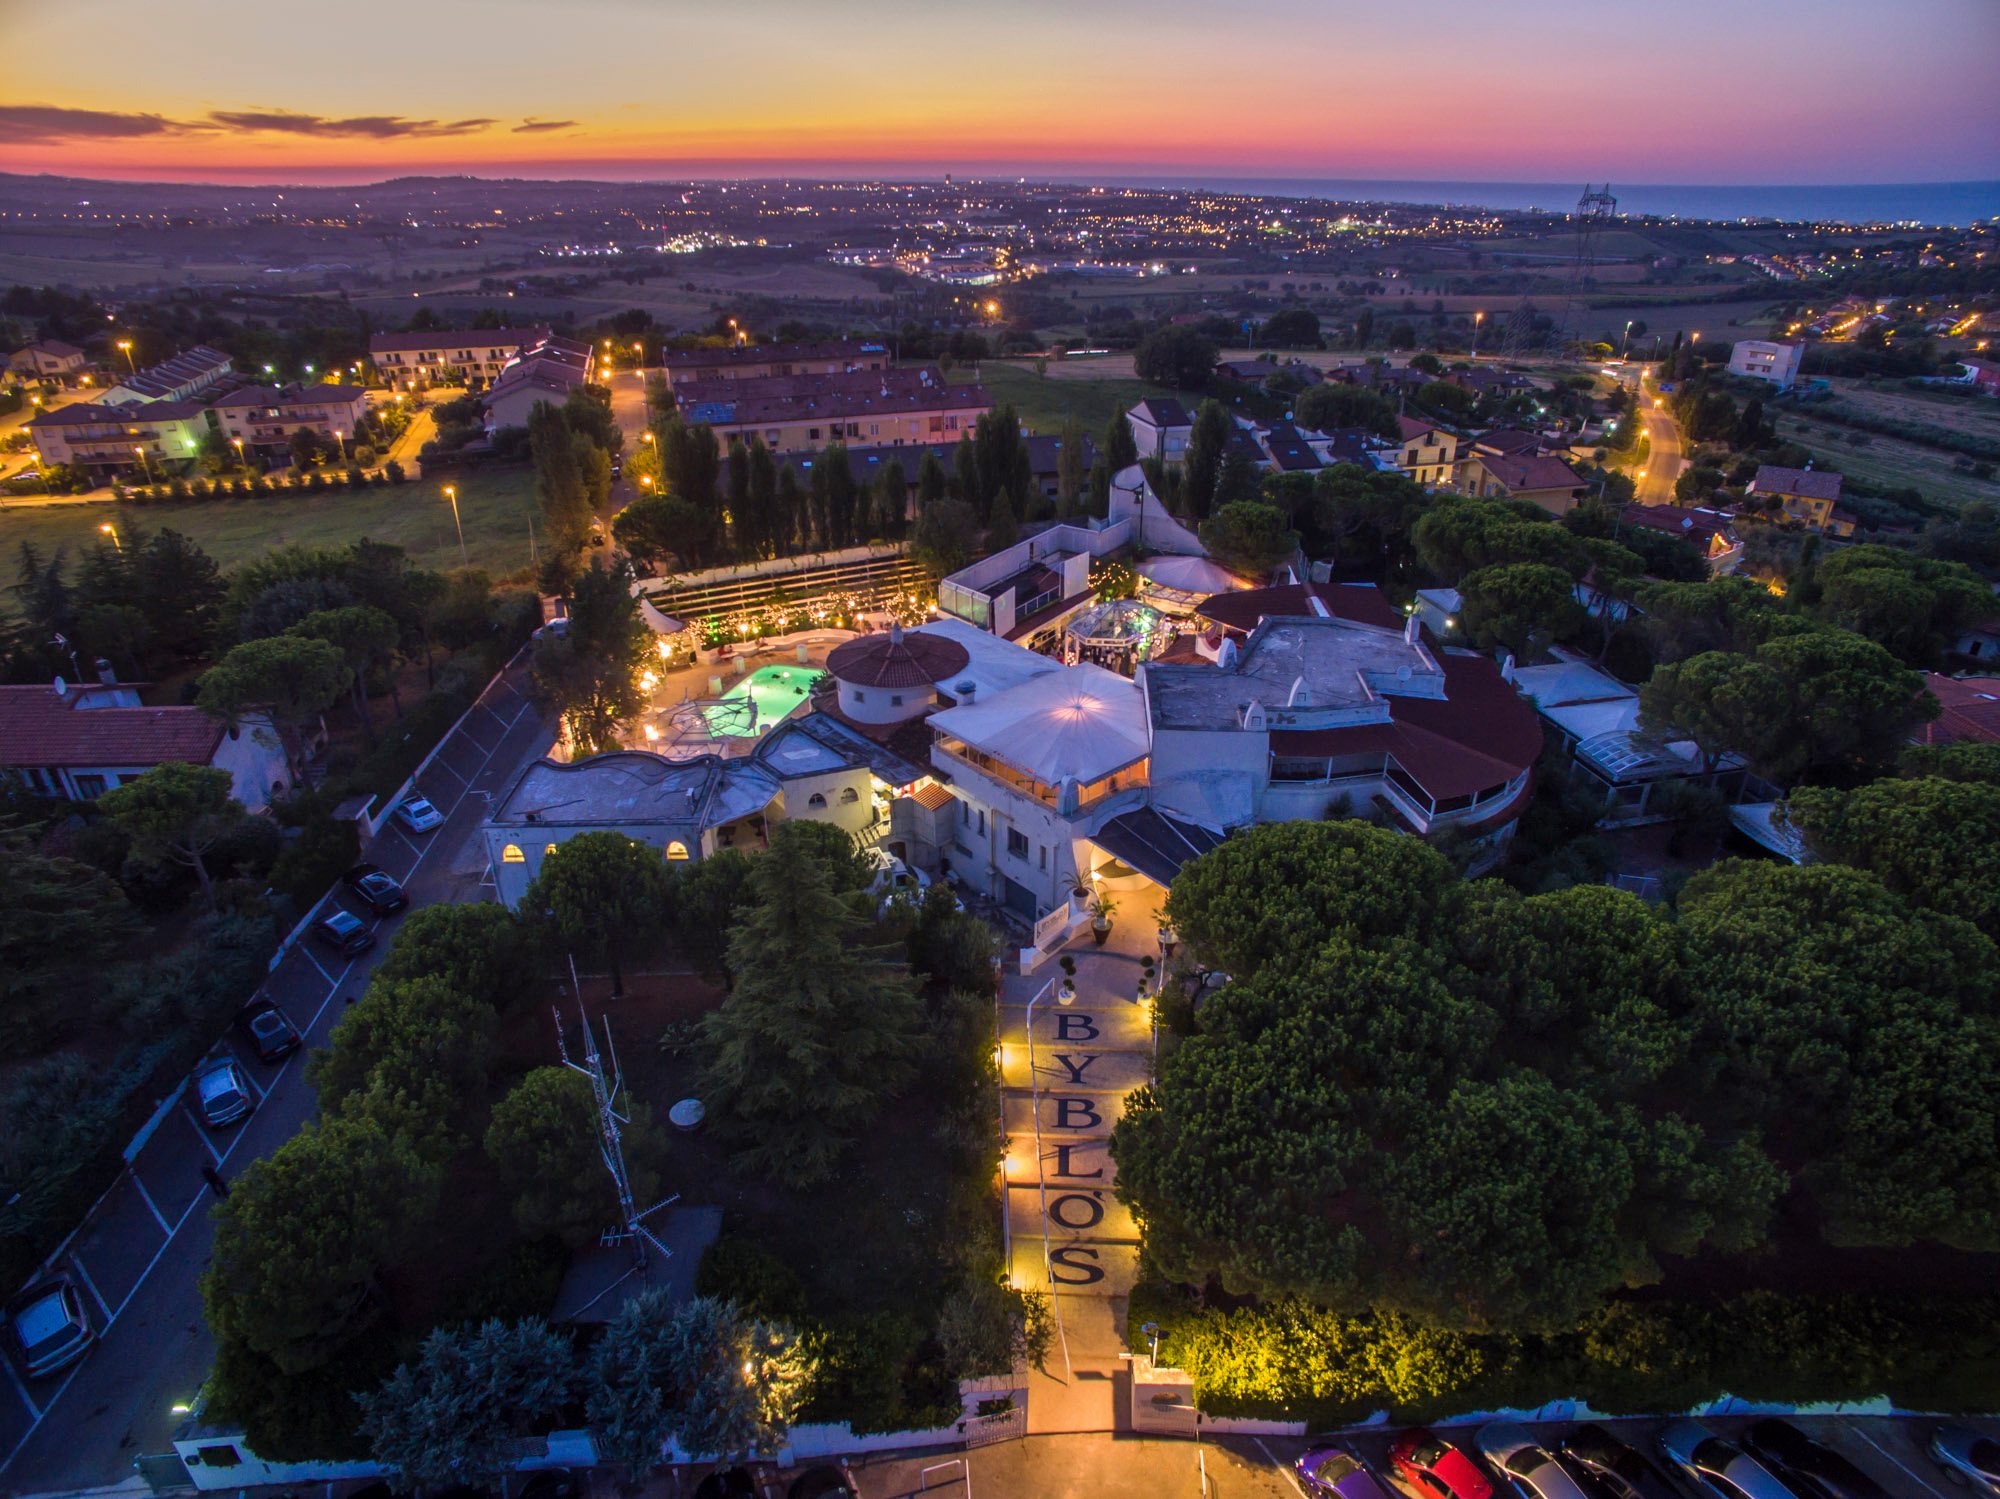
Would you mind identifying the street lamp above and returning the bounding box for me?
[1622,320,1634,359]
[333,429,347,463]
[133,444,153,483]
[231,437,245,471]
[1472,310,1485,360]
[116,340,135,374]
[443,484,468,567]
[99,522,121,551]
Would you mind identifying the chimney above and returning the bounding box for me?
[95,657,116,685]
[889,623,904,645]
[956,680,977,703]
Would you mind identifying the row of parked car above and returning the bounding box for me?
[1298,1417,2000,1499]
[4,842,437,1386]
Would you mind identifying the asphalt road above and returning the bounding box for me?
[0,656,554,1497]
[1635,400,1683,506]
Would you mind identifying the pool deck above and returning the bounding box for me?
[626,637,846,760]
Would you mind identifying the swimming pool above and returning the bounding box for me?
[701,664,822,737]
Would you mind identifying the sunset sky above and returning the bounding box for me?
[3,0,1996,186]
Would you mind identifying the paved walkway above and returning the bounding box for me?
[998,879,1166,1436]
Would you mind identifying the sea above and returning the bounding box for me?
[1079,176,1999,227]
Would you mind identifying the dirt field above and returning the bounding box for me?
[1775,412,2000,511]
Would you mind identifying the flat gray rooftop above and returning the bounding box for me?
[493,752,720,825]
[1145,617,1440,730]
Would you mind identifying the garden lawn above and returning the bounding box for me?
[0,467,542,582]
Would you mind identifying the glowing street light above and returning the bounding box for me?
[99,522,121,551]
[1472,310,1485,360]
[116,339,136,374]
[333,428,347,463]
[443,484,468,567]
[132,444,154,483]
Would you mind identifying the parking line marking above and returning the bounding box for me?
[237,1064,268,1104]
[428,756,473,788]
[1258,1439,1309,1499]
[128,1171,173,1237]
[1844,1420,1947,1499]
[300,945,336,987]
[68,1257,114,1325]
[0,1351,43,1422]
[181,1109,224,1165]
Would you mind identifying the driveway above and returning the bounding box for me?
[0,656,555,1496]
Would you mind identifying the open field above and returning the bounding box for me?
[1775,412,2000,511]
[981,360,1180,433]
[0,466,543,581]
[1819,378,2000,440]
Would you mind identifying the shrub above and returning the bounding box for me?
[384,459,405,485]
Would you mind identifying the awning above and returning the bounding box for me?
[1090,807,1228,886]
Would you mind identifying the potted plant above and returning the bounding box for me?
[1069,875,1092,917]
[1089,892,1117,946]
[1057,953,1078,1005]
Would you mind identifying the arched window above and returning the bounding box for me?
[501,843,525,863]
[807,793,827,809]
[544,844,559,857]
[665,840,690,860]
[839,787,860,804]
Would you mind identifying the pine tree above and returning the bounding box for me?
[529,401,592,555]
[699,826,921,1185]
[1056,417,1086,515]
[747,438,778,559]
[917,447,949,507]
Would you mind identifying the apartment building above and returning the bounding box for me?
[100,345,232,408]
[680,365,989,454]
[660,339,887,388]
[26,399,212,473]
[210,384,370,460]
[367,327,553,387]
[7,340,88,381]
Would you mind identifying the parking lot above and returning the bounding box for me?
[0,655,553,1495]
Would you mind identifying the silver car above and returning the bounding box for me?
[7,1277,93,1378]
[192,1057,254,1129]
[1475,1422,1592,1499]
[1659,1420,1800,1499]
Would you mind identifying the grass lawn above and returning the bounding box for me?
[981,359,1181,435]
[0,466,544,582]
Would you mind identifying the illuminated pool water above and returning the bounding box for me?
[701,664,821,737]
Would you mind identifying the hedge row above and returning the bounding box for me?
[1130,1283,2000,1426]
[113,465,405,504]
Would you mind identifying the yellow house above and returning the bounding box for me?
[1393,417,1459,486]
[1748,464,1856,537]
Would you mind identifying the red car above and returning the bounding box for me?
[1391,1429,1495,1499]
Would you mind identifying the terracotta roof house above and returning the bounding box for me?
[1620,503,1744,573]
[1916,674,2000,745]
[0,679,290,810]
[1463,451,1590,516]
[1746,464,1857,536]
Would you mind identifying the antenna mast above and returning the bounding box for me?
[1558,184,1618,349]
[554,954,675,1267]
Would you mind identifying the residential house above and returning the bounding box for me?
[1393,417,1460,486]
[1915,674,2000,746]
[26,399,211,475]
[659,339,886,389]
[0,676,289,810]
[1958,356,2000,395]
[1462,450,1589,516]
[480,338,595,432]
[1746,464,1856,536]
[100,346,232,408]
[1619,503,1744,573]
[1727,338,1806,391]
[210,384,370,464]
[1126,397,1192,463]
[7,340,88,382]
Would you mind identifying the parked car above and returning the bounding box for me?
[1558,1423,1686,1499]
[392,795,444,833]
[1931,1425,2000,1493]
[1476,1423,1593,1499]
[311,908,375,955]
[1742,1420,1888,1499]
[1297,1445,1394,1499]
[6,1276,94,1378]
[342,862,409,914]
[235,998,302,1062]
[1659,1420,1801,1499]
[1391,1429,1496,1499]
[191,1056,255,1129]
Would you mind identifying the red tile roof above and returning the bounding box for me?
[826,628,971,689]
[1268,651,1542,801]
[0,685,223,768]
[1751,464,1843,502]
[1918,674,2000,745]
[1196,581,1402,633]
[1477,452,1585,493]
